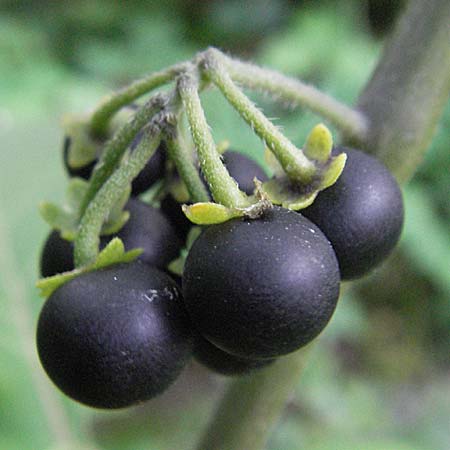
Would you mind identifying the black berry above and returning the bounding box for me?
[193,335,274,376]
[36,261,194,409]
[302,147,404,280]
[40,198,182,276]
[183,207,340,359]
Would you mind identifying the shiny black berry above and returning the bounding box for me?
[36,261,194,409]
[302,147,404,280]
[183,207,340,359]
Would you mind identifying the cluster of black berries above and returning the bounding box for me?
[37,139,403,409]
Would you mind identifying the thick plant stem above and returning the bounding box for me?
[178,72,250,208]
[74,125,162,266]
[80,94,166,214]
[165,126,210,203]
[354,0,450,182]
[89,63,186,137]
[222,54,368,142]
[196,349,310,450]
[201,49,316,184]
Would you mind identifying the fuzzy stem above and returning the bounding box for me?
[89,63,186,137]
[177,72,250,208]
[354,0,450,182]
[196,349,310,450]
[74,124,162,266]
[80,94,167,214]
[222,54,368,141]
[164,125,210,203]
[201,48,316,184]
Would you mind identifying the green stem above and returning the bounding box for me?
[89,63,186,137]
[177,71,250,208]
[201,48,316,184]
[74,124,162,267]
[164,124,210,203]
[354,0,450,182]
[196,349,310,450]
[80,94,166,214]
[222,53,368,142]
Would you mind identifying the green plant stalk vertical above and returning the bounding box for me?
[196,1,450,449]
[354,0,450,182]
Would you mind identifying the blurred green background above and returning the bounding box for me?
[0,1,449,449]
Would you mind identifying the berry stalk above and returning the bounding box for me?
[223,54,368,141]
[164,124,210,203]
[177,72,250,208]
[80,94,167,214]
[74,122,163,266]
[89,62,187,137]
[201,48,316,185]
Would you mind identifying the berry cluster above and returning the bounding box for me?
[37,132,403,410]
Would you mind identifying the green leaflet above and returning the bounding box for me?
[36,238,142,298]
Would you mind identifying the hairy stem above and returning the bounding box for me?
[354,0,450,182]
[222,54,368,141]
[165,124,210,203]
[178,72,250,208]
[89,63,186,136]
[80,94,167,214]
[74,124,162,266]
[196,349,310,450]
[201,48,316,184]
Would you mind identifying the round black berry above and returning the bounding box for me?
[36,261,194,409]
[302,147,404,280]
[183,207,340,359]
[40,230,75,277]
[40,198,182,277]
[193,335,274,376]
[109,198,182,269]
[221,151,268,195]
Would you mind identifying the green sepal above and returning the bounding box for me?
[262,177,317,210]
[182,202,243,225]
[303,123,333,163]
[40,178,131,238]
[167,226,202,276]
[264,147,284,177]
[36,237,142,298]
[63,116,98,168]
[319,152,347,190]
[102,185,131,235]
[39,202,78,241]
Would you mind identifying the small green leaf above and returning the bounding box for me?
[66,178,89,210]
[303,123,333,163]
[167,256,185,276]
[320,152,347,190]
[63,116,98,168]
[93,237,143,269]
[182,202,243,225]
[39,202,78,237]
[36,237,142,298]
[262,177,317,210]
